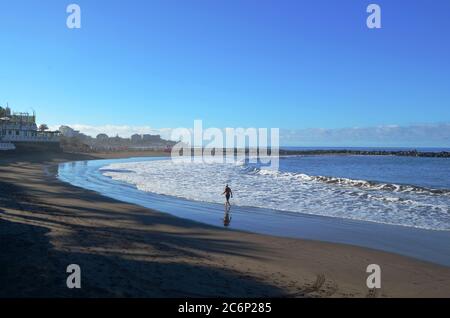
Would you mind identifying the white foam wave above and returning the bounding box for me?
[100,159,450,231]
[253,167,450,196]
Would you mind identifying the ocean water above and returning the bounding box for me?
[100,155,450,231]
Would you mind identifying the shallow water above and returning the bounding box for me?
[101,155,450,231]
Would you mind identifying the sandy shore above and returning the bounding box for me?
[1,151,450,298]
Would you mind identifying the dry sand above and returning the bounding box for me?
[1,151,450,298]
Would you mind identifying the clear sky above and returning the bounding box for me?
[1,0,449,146]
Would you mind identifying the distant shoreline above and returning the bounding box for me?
[2,146,450,159]
[179,147,450,158]
[279,148,450,158]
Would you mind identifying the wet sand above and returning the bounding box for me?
[1,151,450,297]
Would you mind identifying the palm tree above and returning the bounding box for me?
[38,124,49,132]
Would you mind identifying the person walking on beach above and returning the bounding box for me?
[223,184,233,206]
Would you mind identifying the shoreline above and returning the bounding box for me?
[2,151,450,297]
[58,156,450,267]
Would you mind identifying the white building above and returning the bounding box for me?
[0,105,61,151]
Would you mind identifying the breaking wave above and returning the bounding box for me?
[100,158,450,231]
[251,167,450,196]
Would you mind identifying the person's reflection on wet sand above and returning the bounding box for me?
[223,205,232,227]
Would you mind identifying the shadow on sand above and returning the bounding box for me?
[0,217,286,297]
[0,157,289,297]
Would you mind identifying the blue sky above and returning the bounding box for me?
[1,0,449,146]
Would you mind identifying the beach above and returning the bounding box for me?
[1,151,450,298]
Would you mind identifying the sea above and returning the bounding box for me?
[100,152,450,231]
